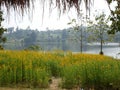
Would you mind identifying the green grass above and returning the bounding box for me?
[0,50,119,90]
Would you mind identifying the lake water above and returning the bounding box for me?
[83,43,120,59]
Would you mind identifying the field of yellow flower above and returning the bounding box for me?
[0,50,119,90]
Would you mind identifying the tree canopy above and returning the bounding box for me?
[0,0,33,14]
[107,0,120,33]
[0,0,119,17]
[0,10,7,49]
[0,0,93,15]
[0,0,120,16]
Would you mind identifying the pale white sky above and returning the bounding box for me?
[1,0,116,30]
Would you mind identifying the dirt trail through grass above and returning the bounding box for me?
[0,77,62,90]
[49,77,61,90]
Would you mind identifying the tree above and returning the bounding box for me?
[61,30,67,51]
[68,12,87,53]
[0,10,7,50]
[87,12,112,55]
[114,32,120,43]
[23,31,37,48]
[107,0,120,33]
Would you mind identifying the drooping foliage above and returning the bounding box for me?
[0,10,7,49]
[0,0,93,15]
[0,0,32,14]
[53,0,93,15]
[107,0,120,34]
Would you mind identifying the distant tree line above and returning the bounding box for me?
[4,27,120,51]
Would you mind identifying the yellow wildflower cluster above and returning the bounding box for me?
[0,50,119,89]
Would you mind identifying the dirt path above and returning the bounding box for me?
[49,77,61,90]
[0,77,62,90]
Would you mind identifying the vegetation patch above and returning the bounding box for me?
[0,51,119,90]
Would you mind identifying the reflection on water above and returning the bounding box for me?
[84,43,120,59]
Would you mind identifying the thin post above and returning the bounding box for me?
[80,25,83,53]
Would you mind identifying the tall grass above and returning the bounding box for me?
[0,50,119,89]
[61,53,120,90]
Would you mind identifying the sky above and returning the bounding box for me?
[1,0,116,31]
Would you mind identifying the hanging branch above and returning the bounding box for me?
[0,0,93,16]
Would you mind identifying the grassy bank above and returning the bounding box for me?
[0,50,119,90]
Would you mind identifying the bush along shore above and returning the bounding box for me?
[0,50,119,90]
